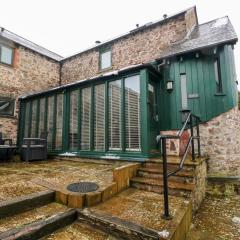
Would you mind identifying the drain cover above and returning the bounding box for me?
[67,182,99,193]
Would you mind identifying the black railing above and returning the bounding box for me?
[157,111,201,219]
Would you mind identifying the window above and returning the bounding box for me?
[180,74,188,110]
[81,87,91,150]
[31,100,38,137]
[109,80,121,150]
[0,45,14,65]
[38,98,46,137]
[94,84,105,151]
[125,75,141,151]
[214,58,223,93]
[0,97,15,117]
[100,49,111,70]
[47,96,54,149]
[55,94,63,150]
[69,90,79,150]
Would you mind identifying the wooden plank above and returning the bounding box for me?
[0,190,55,219]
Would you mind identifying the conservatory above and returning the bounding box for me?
[18,65,161,160]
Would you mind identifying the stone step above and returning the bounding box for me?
[138,167,195,177]
[131,181,191,198]
[144,162,195,172]
[137,170,194,184]
[77,209,161,240]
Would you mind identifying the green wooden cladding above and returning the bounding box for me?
[159,44,238,130]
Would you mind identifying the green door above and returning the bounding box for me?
[148,79,160,153]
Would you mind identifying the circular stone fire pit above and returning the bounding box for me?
[67,182,99,193]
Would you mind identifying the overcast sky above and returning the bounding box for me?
[0,0,239,88]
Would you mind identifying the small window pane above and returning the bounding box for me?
[214,59,222,93]
[31,100,38,137]
[100,50,111,69]
[47,96,54,149]
[55,94,63,150]
[94,84,105,151]
[1,46,13,65]
[181,74,188,110]
[69,90,79,150]
[81,87,91,150]
[125,75,141,151]
[0,97,15,116]
[38,98,46,137]
[109,80,121,150]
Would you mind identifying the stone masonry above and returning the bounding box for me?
[200,107,240,177]
[61,8,197,84]
[0,46,60,141]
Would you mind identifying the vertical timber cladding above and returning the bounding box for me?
[159,45,238,131]
[19,67,160,160]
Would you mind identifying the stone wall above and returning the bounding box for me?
[61,8,197,84]
[200,107,240,176]
[0,46,60,141]
[161,107,240,177]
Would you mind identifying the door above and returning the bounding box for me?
[148,79,160,153]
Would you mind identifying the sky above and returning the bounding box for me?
[0,0,239,88]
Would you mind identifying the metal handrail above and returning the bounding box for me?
[157,111,201,219]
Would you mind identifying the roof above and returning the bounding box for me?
[0,27,63,61]
[159,16,238,59]
[19,63,159,100]
[61,6,196,62]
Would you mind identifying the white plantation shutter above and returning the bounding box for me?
[38,98,45,137]
[94,84,105,151]
[81,87,91,150]
[55,94,63,149]
[69,90,79,149]
[31,100,37,137]
[108,80,121,150]
[47,96,54,149]
[24,102,30,137]
[125,75,141,151]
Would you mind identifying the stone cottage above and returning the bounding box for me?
[0,6,239,178]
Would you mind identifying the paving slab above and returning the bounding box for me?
[187,195,240,240]
[91,188,189,232]
[0,160,121,201]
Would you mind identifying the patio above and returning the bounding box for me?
[0,158,127,202]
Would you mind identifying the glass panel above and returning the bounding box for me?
[0,97,15,116]
[148,82,157,119]
[100,50,111,69]
[24,102,30,137]
[1,45,13,65]
[81,87,91,150]
[108,80,121,150]
[180,74,188,110]
[47,96,54,149]
[69,90,79,150]
[94,84,105,151]
[214,59,222,93]
[125,75,141,151]
[30,100,37,137]
[55,94,63,150]
[38,98,46,137]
